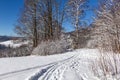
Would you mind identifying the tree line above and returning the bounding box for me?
[15,0,120,52]
[15,0,88,48]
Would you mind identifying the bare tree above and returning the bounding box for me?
[91,0,120,53]
[90,1,120,79]
[15,0,68,48]
[52,0,68,39]
[39,0,66,40]
[15,0,39,47]
[67,0,88,49]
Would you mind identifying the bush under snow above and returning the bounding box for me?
[32,34,72,56]
[92,52,120,80]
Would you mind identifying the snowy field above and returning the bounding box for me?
[0,40,29,48]
[0,49,100,80]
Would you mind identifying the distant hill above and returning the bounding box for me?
[0,36,28,49]
[0,36,23,42]
[65,27,92,48]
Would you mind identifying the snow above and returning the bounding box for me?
[0,49,100,80]
[0,40,29,48]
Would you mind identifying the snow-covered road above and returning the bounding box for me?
[0,49,100,80]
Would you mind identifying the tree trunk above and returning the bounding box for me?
[75,5,79,49]
[33,2,38,47]
[48,0,53,40]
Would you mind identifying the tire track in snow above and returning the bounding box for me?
[0,54,75,80]
[27,51,79,80]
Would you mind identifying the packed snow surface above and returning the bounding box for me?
[0,49,100,80]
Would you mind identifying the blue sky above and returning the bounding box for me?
[0,0,24,36]
[64,0,98,32]
[0,0,98,36]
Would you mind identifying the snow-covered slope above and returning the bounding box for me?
[0,40,28,48]
[0,49,100,80]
